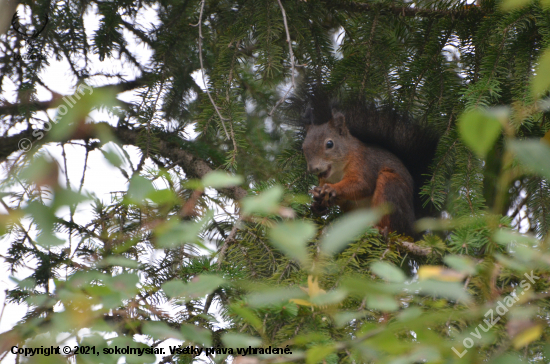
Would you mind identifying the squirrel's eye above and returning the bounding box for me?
[326,140,334,149]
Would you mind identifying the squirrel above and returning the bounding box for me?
[300,96,439,237]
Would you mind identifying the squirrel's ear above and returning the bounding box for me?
[330,112,348,136]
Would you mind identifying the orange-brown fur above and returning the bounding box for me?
[303,113,415,236]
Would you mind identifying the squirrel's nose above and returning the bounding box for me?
[308,165,321,175]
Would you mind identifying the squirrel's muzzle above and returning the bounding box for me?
[307,164,330,179]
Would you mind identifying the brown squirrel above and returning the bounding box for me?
[300,98,439,236]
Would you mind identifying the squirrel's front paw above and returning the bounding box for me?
[320,184,337,204]
[310,185,336,204]
[310,186,328,215]
[309,184,337,215]
[310,186,325,202]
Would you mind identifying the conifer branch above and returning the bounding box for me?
[339,1,484,19]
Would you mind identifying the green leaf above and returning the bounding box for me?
[458,109,502,157]
[370,261,406,283]
[268,221,316,264]
[142,321,183,340]
[161,280,186,298]
[53,189,89,209]
[107,273,139,299]
[25,294,50,307]
[241,185,284,215]
[411,281,471,303]
[488,354,529,364]
[47,86,119,142]
[147,189,178,205]
[26,201,56,231]
[310,289,347,306]
[126,175,155,203]
[366,294,399,311]
[494,229,538,246]
[246,287,307,308]
[532,48,550,98]
[495,253,529,271]
[181,324,212,347]
[161,275,224,300]
[20,154,57,186]
[99,256,140,268]
[342,277,404,296]
[110,336,155,364]
[320,209,382,255]
[36,231,65,247]
[230,304,263,332]
[508,140,550,180]
[155,211,213,249]
[101,145,124,168]
[222,333,262,348]
[202,171,244,189]
[443,255,477,275]
[397,307,423,321]
[500,0,531,11]
[306,345,334,364]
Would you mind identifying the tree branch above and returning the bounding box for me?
[0,129,33,161]
[0,77,152,116]
[333,0,484,19]
[0,125,248,201]
[399,241,433,256]
[113,126,247,201]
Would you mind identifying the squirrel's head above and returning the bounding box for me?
[302,112,350,180]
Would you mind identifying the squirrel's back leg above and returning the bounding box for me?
[372,168,415,236]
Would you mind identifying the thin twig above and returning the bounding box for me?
[203,292,215,314]
[195,0,231,142]
[79,142,90,193]
[61,143,71,190]
[269,0,296,116]
[0,289,8,327]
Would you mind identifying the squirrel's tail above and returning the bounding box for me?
[342,101,439,218]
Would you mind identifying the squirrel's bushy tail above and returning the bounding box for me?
[343,101,439,218]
